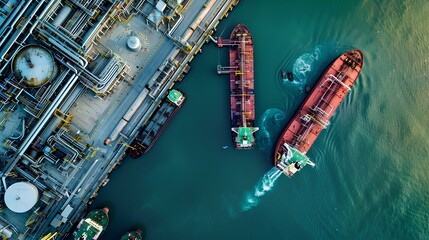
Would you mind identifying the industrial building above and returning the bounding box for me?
[0,0,238,238]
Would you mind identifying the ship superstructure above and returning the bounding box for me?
[73,207,109,240]
[274,50,363,177]
[217,24,258,149]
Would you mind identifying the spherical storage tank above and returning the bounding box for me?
[4,182,39,213]
[12,45,57,88]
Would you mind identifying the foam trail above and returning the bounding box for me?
[256,108,286,153]
[241,167,282,212]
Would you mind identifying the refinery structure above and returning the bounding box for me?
[0,0,238,238]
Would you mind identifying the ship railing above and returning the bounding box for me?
[328,74,350,90]
[314,77,339,116]
[310,106,331,127]
[306,113,328,129]
[294,120,314,144]
[312,106,329,117]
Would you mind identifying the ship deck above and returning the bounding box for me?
[276,50,363,155]
[138,101,176,147]
[229,25,255,128]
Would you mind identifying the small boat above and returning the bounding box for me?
[280,69,287,79]
[280,70,294,81]
[73,207,109,240]
[287,71,294,81]
[120,229,143,240]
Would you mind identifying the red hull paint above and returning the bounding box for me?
[274,50,363,165]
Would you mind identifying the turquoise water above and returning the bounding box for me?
[92,0,429,239]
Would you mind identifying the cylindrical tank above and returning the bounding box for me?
[11,45,57,88]
[127,36,141,52]
[4,182,39,213]
[52,5,72,27]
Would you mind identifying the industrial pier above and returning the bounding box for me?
[0,0,238,239]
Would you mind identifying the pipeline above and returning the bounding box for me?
[0,0,44,60]
[104,88,149,144]
[14,167,47,191]
[0,73,79,177]
[47,135,79,164]
[57,128,86,152]
[42,21,85,52]
[35,69,70,109]
[81,0,116,48]
[58,12,89,40]
[48,37,88,67]
[181,0,217,42]
[0,0,31,47]
[69,0,96,16]
[50,38,126,93]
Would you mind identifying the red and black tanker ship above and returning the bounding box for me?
[217,24,258,149]
[274,50,363,177]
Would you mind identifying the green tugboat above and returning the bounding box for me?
[120,229,143,240]
[73,207,109,240]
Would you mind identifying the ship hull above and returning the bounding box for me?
[73,208,109,240]
[128,90,185,159]
[228,24,257,149]
[274,50,363,170]
[120,229,143,240]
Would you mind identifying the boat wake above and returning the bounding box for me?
[257,108,286,153]
[241,167,282,212]
[291,46,321,85]
[279,45,329,95]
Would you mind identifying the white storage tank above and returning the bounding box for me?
[127,36,141,52]
[4,182,39,213]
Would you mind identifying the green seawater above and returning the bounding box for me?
[92,0,429,239]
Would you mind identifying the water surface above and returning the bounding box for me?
[93,0,429,239]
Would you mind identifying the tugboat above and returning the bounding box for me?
[280,69,294,81]
[274,50,363,177]
[217,24,258,149]
[128,89,185,158]
[73,207,109,240]
[120,229,143,240]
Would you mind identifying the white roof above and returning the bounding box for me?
[156,1,167,12]
[127,36,141,50]
[4,182,39,213]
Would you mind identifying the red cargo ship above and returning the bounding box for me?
[274,50,363,177]
[217,24,258,149]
